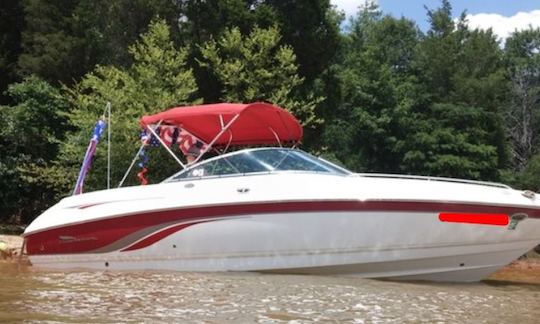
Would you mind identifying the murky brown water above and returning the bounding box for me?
[1,263,539,323]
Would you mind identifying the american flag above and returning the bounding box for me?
[73,119,106,195]
[178,129,208,156]
[159,126,178,147]
[140,129,161,147]
[141,126,207,162]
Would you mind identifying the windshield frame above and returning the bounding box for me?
[163,147,351,182]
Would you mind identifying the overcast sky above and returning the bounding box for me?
[330,0,540,41]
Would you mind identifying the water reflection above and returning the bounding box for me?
[1,263,538,323]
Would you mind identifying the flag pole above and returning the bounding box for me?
[106,102,111,190]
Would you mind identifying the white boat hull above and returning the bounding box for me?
[25,206,540,282]
[23,172,540,282]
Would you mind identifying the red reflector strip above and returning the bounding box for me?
[439,213,509,226]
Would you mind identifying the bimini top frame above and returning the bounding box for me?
[119,102,303,187]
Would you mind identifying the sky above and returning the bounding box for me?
[331,0,540,41]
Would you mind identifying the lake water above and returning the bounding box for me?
[1,263,539,323]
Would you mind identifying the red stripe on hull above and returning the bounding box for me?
[25,200,540,256]
[121,222,203,252]
[439,213,509,226]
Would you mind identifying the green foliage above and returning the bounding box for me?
[326,8,424,172]
[402,103,499,179]
[178,0,276,44]
[178,1,341,102]
[0,76,69,223]
[0,0,24,104]
[409,1,507,179]
[518,154,540,191]
[505,27,540,68]
[17,0,180,85]
[176,0,278,103]
[199,26,323,128]
[264,0,342,82]
[6,0,540,225]
[323,1,506,181]
[58,19,199,192]
[72,0,181,66]
[18,0,85,84]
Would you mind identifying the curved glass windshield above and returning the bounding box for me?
[165,148,350,181]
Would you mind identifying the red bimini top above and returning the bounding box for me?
[139,102,303,146]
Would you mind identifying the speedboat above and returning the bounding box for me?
[22,103,540,282]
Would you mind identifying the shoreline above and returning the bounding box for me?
[1,234,539,284]
[0,234,24,261]
[486,257,540,284]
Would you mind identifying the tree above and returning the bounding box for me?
[0,77,69,224]
[0,0,24,104]
[409,0,507,180]
[177,0,276,45]
[518,153,540,191]
[401,103,499,179]
[177,0,341,102]
[415,0,465,102]
[71,0,181,68]
[504,28,540,172]
[56,19,199,195]
[324,1,506,180]
[324,6,424,172]
[264,0,341,82]
[18,0,86,84]
[175,0,277,102]
[17,0,180,86]
[199,26,322,129]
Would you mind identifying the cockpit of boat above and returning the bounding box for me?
[165,148,351,182]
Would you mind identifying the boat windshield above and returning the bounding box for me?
[165,148,350,181]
